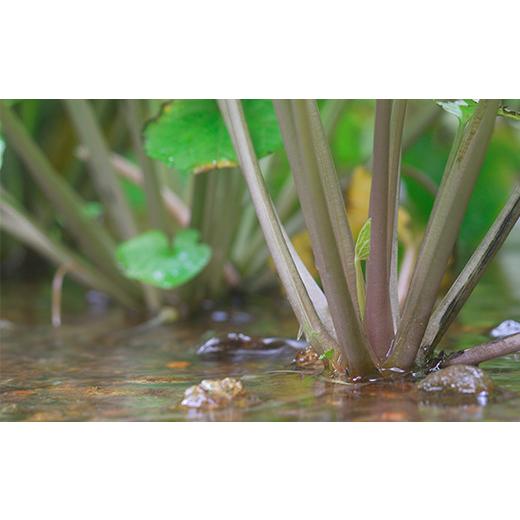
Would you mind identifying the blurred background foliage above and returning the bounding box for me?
[1,99,518,300]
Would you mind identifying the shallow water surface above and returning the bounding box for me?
[1,239,519,421]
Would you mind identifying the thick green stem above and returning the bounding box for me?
[386,100,500,370]
[365,100,395,360]
[219,99,338,356]
[202,170,243,297]
[418,183,520,364]
[274,100,375,375]
[213,170,243,294]
[124,100,168,235]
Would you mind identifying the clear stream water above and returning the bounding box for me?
[1,235,519,421]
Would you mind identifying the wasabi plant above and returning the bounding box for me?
[220,99,520,379]
[1,97,519,374]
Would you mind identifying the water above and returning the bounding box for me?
[1,239,519,421]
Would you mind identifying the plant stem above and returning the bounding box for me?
[52,264,68,327]
[401,101,441,151]
[77,148,191,227]
[402,166,438,197]
[65,100,138,240]
[274,100,375,375]
[66,100,160,311]
[0,189,137,307]
[386,100,500,370]
[219,99,338,356]
[442,333,520,366]
[320,99,347,137]
[418,182,520,364]
[231,202,258,266]
[387,100,407,330]
[242,210,305,281]
[124,99,168,235]
[365,100,395,360]
[204,170,243,297]
[397,241,417,306]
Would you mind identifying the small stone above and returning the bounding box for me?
[181,377,246,409]
[490,320,520,339]
[293,347,324,370]
[417,365,494,395]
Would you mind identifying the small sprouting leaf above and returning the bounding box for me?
[116,229,211,289]
[144,100,282,175]
[355,218,372,261]
[319,348,335,360]
[436,99,479,126]
[345,166,372,237]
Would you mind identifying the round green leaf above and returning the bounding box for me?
[144,100,282,174]
[116,229,211,289]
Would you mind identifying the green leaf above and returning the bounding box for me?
[436,99,479,126]
[116,229,211,289]
[319,348,335,360]
[355,218,372,261]
[144,100,282,174]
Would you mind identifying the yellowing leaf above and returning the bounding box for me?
[268,228,318,280]
[345,166,372,237]
[345,165,415,249]
[291,229,318,279]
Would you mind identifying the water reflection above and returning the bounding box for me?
[1,255,519,421]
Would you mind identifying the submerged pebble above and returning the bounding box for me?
[181,377,247,409]
[293,347,324,371]
[417,365,494,395]
[196,332,306,360]
[490,320,520,339]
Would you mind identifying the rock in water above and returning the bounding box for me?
[490,320,520,339]
[293,347,324,371]
[196,332,306,360]
[417,365,494,395]
[181,377,247,409]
